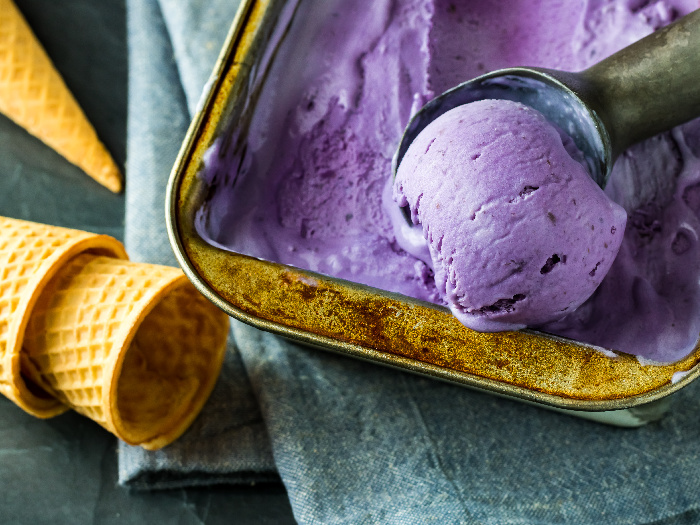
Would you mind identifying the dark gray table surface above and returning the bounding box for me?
[0,1,295,523]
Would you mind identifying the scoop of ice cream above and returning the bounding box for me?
[393,99,627,332]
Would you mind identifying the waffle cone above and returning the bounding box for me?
[22,254,229,450]
[0,0,122,192]
[0,216,127,417]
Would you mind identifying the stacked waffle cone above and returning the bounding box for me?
[0,216,229,450]
[0,0,122,192]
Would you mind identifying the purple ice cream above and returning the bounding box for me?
[198,0,700,362]
[393,100,627,331]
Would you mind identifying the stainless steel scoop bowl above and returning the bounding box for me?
[393,9,700,191]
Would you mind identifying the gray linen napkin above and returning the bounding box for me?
[117,0,277,489]
[119,0,700,523]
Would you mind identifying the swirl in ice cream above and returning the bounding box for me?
[198,0,700,362]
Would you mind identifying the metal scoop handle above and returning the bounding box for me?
[554,9,700,160]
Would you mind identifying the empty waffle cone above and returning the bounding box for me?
[0,0,122,192]
[0,216,127,417]
[22,253,229,450]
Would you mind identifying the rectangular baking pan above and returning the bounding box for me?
[165,0,700,426]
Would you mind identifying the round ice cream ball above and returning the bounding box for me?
[393,99,627,332]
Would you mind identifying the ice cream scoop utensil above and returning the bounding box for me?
[393,9,700,191]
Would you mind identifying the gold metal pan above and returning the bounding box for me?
[166,0,700,421]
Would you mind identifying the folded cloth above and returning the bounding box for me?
[118,0,277,488]
[119,0,700,523]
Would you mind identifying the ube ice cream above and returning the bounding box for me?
[198,0,700,363]
[393,99,627,331]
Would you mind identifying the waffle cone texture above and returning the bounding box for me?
[0,0,122,192]
[0,217,229,449]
